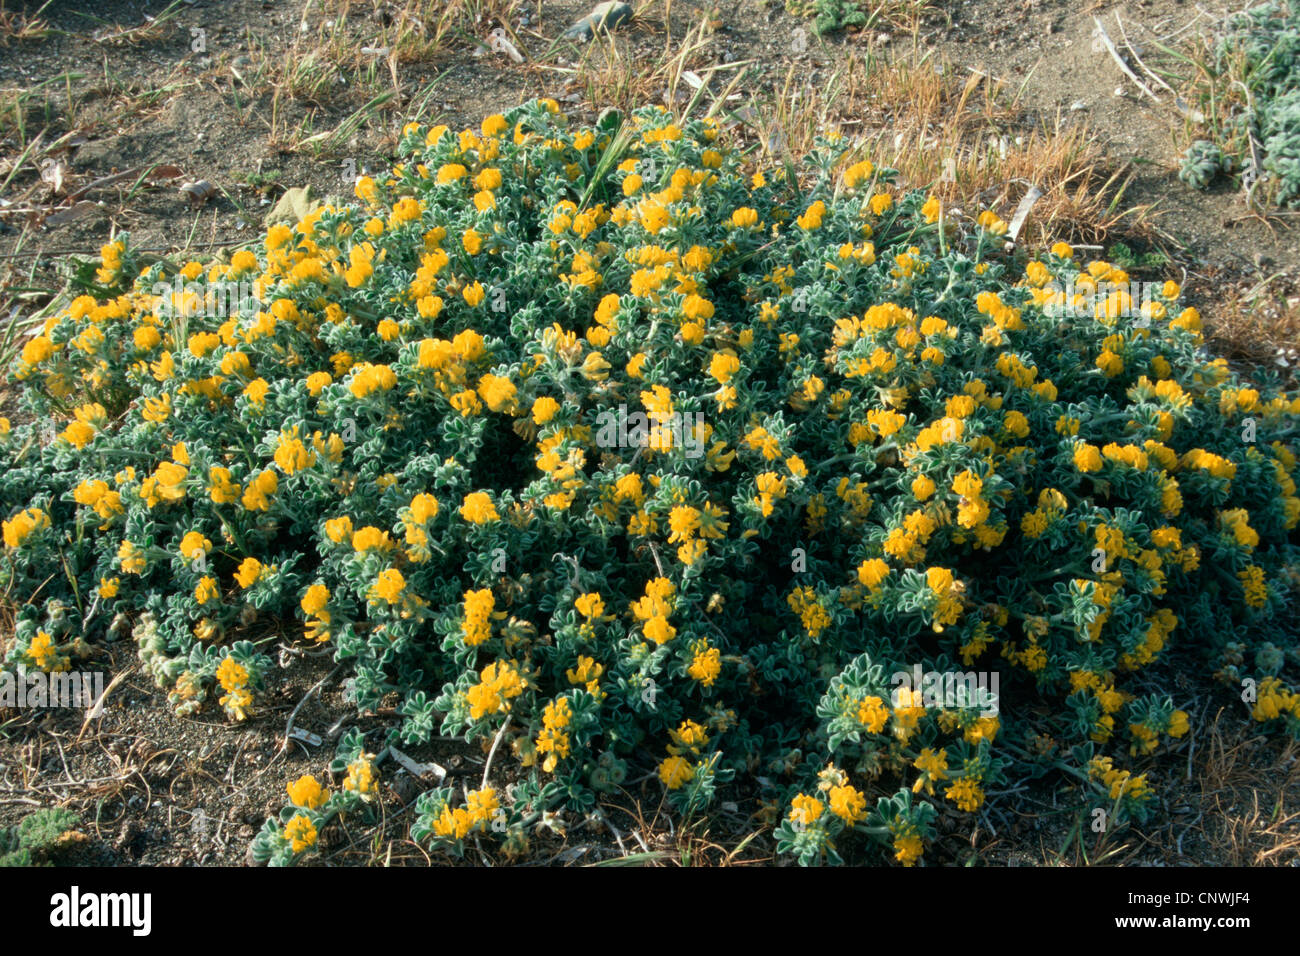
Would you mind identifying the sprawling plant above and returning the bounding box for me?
[1181,1,1300,206]
[3,99,1297,865]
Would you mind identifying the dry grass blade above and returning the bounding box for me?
[0,2,54,43]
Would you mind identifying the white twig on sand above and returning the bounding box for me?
[1112,13,1206,123]
[647,540,666,578]
[281,663,343,753]
[1005,185,1043,248]
[481,718,512,790]
[390,746,447,783]
[1093,16,1161,103]
[593,808,629,856]
[1115,13,1176,94]
[76,667,132,741]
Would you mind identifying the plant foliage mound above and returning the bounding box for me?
[1181,0,1300,206]
[3,99,1299,866]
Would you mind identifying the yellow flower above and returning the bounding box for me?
[344,243,375,287]
[466,660,525,720]
[1252,677,1296,722]
[536,697,573,772]
[301,583,330,617]
[344,757,378,796]
[407,493,440,525]
[856,696,889,732]
[667,505,701,543]
[352,526,393,552]
[828,783,867,824]
[945,776,984,812]
[207,467,240,505]
[274,429,317,475]
[893,831,923,866]
[910,474,936,500]
[3,508,50,549]
[1220,508,1259,549]
[324,516,354,545]
[234,557,263,588]
[436,163,468,185]
[1095,348,1123,377]
[1238,565,1267,607]
[240,468,278,511]
[287,774,328,810]
[644,615,676,645]
[730,207,758,228]
[216,656,248,691]
[669,719,709,755]
[61,420,95,448]
[566,655,604,689]
[370,568,406,605]
[347,362,397,398]
[575,593,605,619]
[976,210,1007,234]
[354,176,379,203]
[477,374,518,413]
[911,747,949,795]
[687,643,722,686]
[306,371,332,396]
[796,200,826,229]
[460,491,500,524]
[682,294,714,322]
[463,588,495,646]
[707,352,741,387]
[195,576,220,605]
[843,159,874,189]
[142,393,172,422]
[1073,443,1103,473]
[658,755,694,789]
[532,396,561,424]
[580,351,611,381]
[789,793,824,826]
[856,558,890,592]
[27,632,62,672]
[284,814,318,854]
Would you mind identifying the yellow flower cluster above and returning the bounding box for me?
[631,576,677,645]
[787,585,831,638]
[2,508,50,548]
[344,755,378,797]
[535,697,573,772]
[284,814,318,853]
[287,774,328,810]
[466,661,525,721]
[1253,678,1299,722]
[216,656,252,721]
[1088,756,1153,803]
[431,787,499,840]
